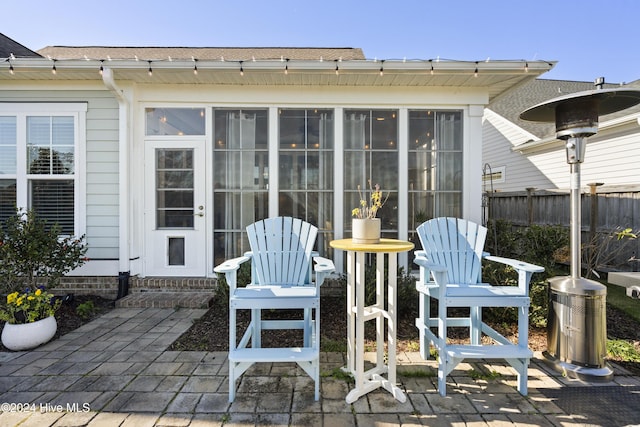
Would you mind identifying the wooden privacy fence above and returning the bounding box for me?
[484,186,640,273]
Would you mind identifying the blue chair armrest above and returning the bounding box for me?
[214,256,251,274]
[214,256,251,292]
[484,255,544,293]
[484,255,544,273]
[413,253,448,273]
[313,256,335,286]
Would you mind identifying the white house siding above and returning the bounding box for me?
[482,109,555,192]
[516,120,640,190]
[84,94,120,264]
[0,86,120,274]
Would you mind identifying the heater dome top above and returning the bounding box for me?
[519,88,640,123]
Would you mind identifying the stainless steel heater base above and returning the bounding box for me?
[544,276,614,382]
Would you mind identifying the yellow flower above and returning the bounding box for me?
[16,297,23,306]
[7,292,18,304]
[352,181,389,219]
[35,289,42,296]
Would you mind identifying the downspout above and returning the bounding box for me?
[101,67,131,299]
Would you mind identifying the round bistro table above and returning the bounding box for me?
[329,238,414,403]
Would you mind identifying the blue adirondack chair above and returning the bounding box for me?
[214,217,335,402]
[414,217,544,396]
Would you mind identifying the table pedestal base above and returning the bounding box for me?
[344,370,406,404]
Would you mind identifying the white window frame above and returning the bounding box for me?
[0,103,87,237]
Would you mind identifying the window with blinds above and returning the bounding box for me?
[0,107,81,236]
[0,116,17,225]
[25,116,76,233]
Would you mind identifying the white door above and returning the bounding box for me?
[144,140,207,276]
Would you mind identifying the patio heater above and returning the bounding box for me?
[520,79,640,381]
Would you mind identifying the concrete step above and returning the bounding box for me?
[115,292,215,309]
[608,272,640,287]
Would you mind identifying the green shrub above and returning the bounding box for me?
[607,339,640,362]
[482,221,570,328]
[212,261,251,310]
[76,300,96,320]
[0,208,88,294]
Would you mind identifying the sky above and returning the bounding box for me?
[3,0,639,84]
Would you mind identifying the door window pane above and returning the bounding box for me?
[156,149,194,228]
[145,108,206,136]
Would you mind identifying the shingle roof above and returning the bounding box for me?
[36,46,366,61]
[0,33,41,58]
[489,78,640,138]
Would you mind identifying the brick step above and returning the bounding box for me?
[129,277,218,293]
[115,291,215,309]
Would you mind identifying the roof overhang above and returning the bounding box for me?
[1,57,555,100]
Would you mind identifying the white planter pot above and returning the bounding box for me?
[1,316,57,351]
[352,218,381,244]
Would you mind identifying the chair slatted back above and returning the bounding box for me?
[246,217,318,286]
[417,217,487,285]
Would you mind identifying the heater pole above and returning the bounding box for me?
[569,161,581,280]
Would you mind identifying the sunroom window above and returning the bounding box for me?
[408,110,463,235]
[278,108,334,255]
[344,109,399,235]
[145,107,206,136]
[212,109,269,266]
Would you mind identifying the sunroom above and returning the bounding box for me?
[0,47,554,280]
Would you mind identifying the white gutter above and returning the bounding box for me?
[4,57,555,74]
[101,67,131,282]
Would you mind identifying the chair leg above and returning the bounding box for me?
[252,308,261,348]
[418,292,430,360]
[470,306,481,345]
[229,305,237,402]
[438,355,448,397]
[303,307,311,347]
[518,305,529,350]
[229,362,236,402]
[437,289,448,396]
[517,305,530,395]
[517,359,529,395]
[314,361,320,400]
